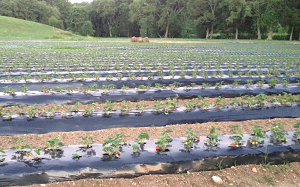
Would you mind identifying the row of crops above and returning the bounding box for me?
[0,41,299,186]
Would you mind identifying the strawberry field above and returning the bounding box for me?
[0,41,299,186]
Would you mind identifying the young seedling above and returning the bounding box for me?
[249,124,267,145]
[271,123,288,143]
[155,129,173,151]
[79,135,94,148]
[135,132,149,144]
[102,134,124,156]
[45,135,64,152]
[294,123,300,140]
[205,126,221,147]
[230,125,244,147]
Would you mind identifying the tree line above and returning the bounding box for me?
[0,0,299,40]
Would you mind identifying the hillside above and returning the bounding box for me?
[0,16,84,40]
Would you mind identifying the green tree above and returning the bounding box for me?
[157,0,186,38]
[129,0,159,37]
[280,0,300,40]
[223,0,251,40]
[80,21,95,36]
[188,0,220,39]
[263,0,282,40]
[249,0,266,39]
[67,4,89,34]
[48,15,59,27]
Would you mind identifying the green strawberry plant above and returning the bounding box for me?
[214,81,223,89]
[271,123,288,143]
[255,94,268,107]
[164,98,178,114]
[201,100,211,110]
[230,125,243,147]
[232,79,240,87]
[121,85,129,92]
[281,92,294,106]
[103,100,115,115]
[27,106,37,119]
[153,101,164,114]
[137,84,149,92]
[249,124,267,145]
[214,96,226,109]
[21,84,28,92]
[25,146,43,160]
[3,109,12,120]
[72,153,82,159]
[135,132,149,144]
[155,83,163,91]
[269,78,279,88]
[136,104,146,114]
[120,100,131,115]
[184,99,196,112]
[0,148,5,162]
[132,144,141,153]
[201,83,211,89]
[45,135,64,152]
[256,79,265,87]
[282,78,290,87]
[79,135,94,148]
[155,129,173,151]
[3,86,16,96]
[12,138,30,154]
[294,123,300,140]
[182,128,200,149]
[102,134,124,156]
[205,126,221,147]
[82,105,94,116]
[229,98,240,109]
